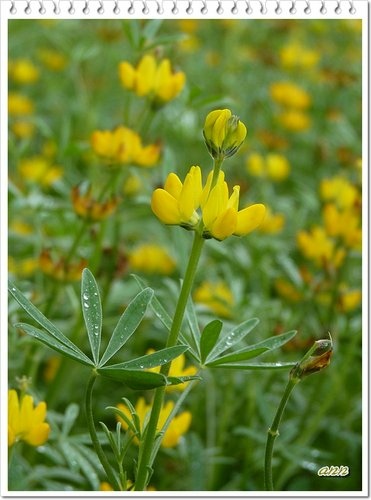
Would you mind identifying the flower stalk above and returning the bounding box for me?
[134,231,205,490]
[264,335,333,490]
[85,371,121,491]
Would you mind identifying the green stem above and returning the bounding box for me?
[264,377,299,491]
[85,371,121,491]
[134,232,205,491]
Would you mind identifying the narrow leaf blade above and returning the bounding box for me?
[200,320,223,364]
[107,345,188,370]
[250,330,297,351]
[97,368,167,390]
[81,269,102,366]
[207,317,260,362]
[9,281,84,356]
[206,347,269,366]
[209,361,296,370]
[99,288,154,367]
[15,323,94,367]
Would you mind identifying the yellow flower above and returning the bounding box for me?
[337,288,362,312]
[277,110,311,132]
[11,120,35,139]
[43,356,61,383]
[100,482,114,491]
[193,281,234,318]
[119,54,185,103]
[246,153,290,181]
[39,249,87,282]
[8,93,34,115]
[90,126,160,167]
[38,49,67,71]
[116,398,191,448]
[148,351,197,392]
[270,82,311,109]
[71,185,119,221]
[203,109,247,159]
[297,226,345,268]
[258,207,285,234]
[323,203,361,249]
[9,59,39,84]
[274,279,302,302]
[8,390,50,447]
[8,256,38,277]
[320,176,359,210]
[128,244,176,275]
[280,44,320,70]
[18,156,63,186]
[152,167,265,241]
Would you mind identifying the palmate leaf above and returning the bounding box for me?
[9,280,87,360]
[15,323,94,367]
[99,287,154,367]
[81,269,102,366]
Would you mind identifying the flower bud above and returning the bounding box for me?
[203,109,247,159]
[291,337,333,380]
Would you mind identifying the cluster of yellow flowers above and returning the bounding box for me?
[279,43,320,71]
[8,390,50,448]
[297,174,361,270]
[270,81,311,132]
[71,185,120,221]
[193,281,235,318]
[119,54,185,104]
[91,126,161,167]
[246,152,291,182]
[151,110,265,242]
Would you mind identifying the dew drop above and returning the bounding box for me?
[139,365,144,369]
[83,302,90,309]
[83,292,89,300]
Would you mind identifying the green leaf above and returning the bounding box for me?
[249,330,297,352]
[200,320,223,364]
[106,345,188,370]
[206,330,297,367]
[143,19,163,41]
[62,404,80,437]
[167,375,201,386]
[97,368,167,390]
[206,347,268,367]
[206,318,260,362]
[209,361,297,370]
[9,281,85,357]
[99,288,154,367]
[15,323,94,367]
[81,269,102,366]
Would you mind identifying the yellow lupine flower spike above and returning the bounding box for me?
[8,390,50,447]
[152,166,266,241]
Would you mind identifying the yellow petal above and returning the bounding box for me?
[118,61,136,90]
[25,422,50,446]
[179,166,202,220]
[235,204,266,236]
[210,207,237,240]
[164,173,182,199]
[151,189,181,225]
[136,55,156,96]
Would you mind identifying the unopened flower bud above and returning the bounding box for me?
[291,336,333,380]
[203,109,247,159]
